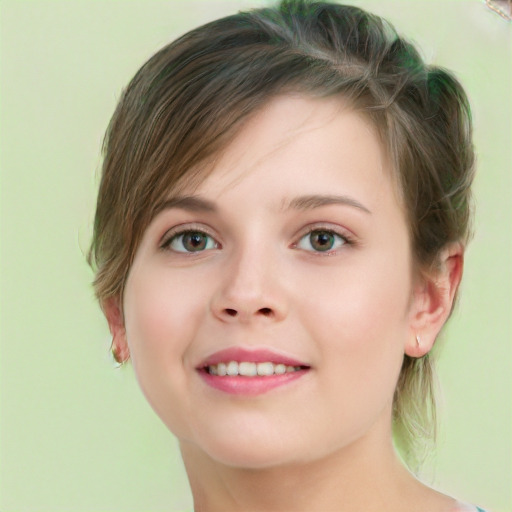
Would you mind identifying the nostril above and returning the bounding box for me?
[221,307,274,318]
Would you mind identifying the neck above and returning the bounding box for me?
[180,432,424,512]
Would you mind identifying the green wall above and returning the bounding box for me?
[1,1,510,510]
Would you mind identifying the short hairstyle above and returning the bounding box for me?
[88,0,475,468]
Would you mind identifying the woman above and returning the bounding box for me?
[88,1,485,510]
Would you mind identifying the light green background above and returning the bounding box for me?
[1,1,510,511]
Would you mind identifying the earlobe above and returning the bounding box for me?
[405,243,464,358]
[103,297,130,364]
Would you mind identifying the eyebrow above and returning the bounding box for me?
[154,193,372,216]
[285,194,372,214]
[155,195,217,215]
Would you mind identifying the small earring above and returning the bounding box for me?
[111,341,129,366]
[416,335,421,347]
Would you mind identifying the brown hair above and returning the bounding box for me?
[88,0,475,468]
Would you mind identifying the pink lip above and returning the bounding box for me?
[196,347,310,396]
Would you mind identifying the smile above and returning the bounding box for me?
[197,347,311,395]
[206,361,304,376]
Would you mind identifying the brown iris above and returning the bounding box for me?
[181,231,209,252]
[309,230,336,251]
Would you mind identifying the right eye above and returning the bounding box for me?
[164,230,218,253]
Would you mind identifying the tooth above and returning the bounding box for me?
[239,362,257,376]
[207,361,304,377]
[257,362,274,376]
[274,363,286,374]
[227,361,239,376]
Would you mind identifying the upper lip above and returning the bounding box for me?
[198,347,309,369]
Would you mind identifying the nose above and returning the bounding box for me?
[210,245,288,324]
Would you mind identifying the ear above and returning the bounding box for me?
[405,243,464,358]
[103,297,130,364]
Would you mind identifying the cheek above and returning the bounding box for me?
[122,266,212,418]
[303,249,411,338]
[299,249,411,398]
[121,265,221,440]
[125,282,180,364]
[124,267,209,359]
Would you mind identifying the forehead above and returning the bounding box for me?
[177,94,396,209]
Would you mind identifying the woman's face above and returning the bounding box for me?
[120,95,419,468]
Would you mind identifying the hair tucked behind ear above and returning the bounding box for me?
[88,0,475,469]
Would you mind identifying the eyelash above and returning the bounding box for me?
[294,226,354,255]
[160,225,219,253]
[160,225,354,255]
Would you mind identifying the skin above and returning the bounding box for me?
[105,95,465,511]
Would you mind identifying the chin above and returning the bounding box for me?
[185,424,312,470]
[205,444,301,470]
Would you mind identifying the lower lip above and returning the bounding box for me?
[198,369,308,396]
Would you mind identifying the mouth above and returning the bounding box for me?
[196,347,311,396]
[204,361,307,377]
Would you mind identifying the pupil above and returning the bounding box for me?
[311,231,334,251]
[185,232,206,251]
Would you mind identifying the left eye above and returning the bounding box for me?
[166,231,217,253]
[296,229,347,252]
